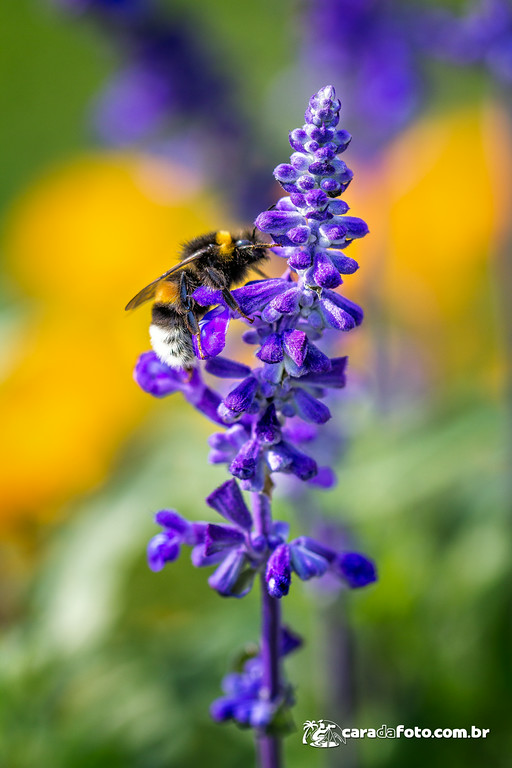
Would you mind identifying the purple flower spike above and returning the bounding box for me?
[137,87,376,742]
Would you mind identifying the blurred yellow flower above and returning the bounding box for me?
[0,153,225,530]
[348,102,511,390]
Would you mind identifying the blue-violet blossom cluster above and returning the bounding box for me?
[135,86,376,733]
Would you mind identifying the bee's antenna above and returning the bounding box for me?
[240,242,280,250]
[251,203,276,240]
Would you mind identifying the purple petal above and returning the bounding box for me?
[336,552,377,588]
[210,697,236,722]
[205,356,251,379]
[191,544,225,568]
[206,479,253,530]
[327,200,349,215]
[208,549,255,598]
[319,223,347,244]
[267,441,317,481]
[289,543,330,580]
[342,216,369,240]
[303,342,332,374]
[184,384,225,425]
[189,522,208,545]
[193,305,230,359]
[223,376,259,413]
[134,351,182,397]
[154,509,189,535]
[255,404,281,444]
[232,279,288,315]
[280,626,303,656]
[329,251,359,274]
[293,388,331,424]
[192,286,223,307]
[287,225,311,244]
[204,523,245,555]
[273,163,298,183]
[229,438,261,481]
[249,701,274,728]
[255,210,305,235]
[289,128,308,151]
[274,196,298,211]
[308,466,337,488]
[293,536,336,562]
[147,533,180,572]
[287,249,313,270]
[282,419,318,444]
[267,287,301,316]
[313,252,342,288]
[320,298,356,330]
[299,356,348,388]
[266,544,291,598]
[283,329,308,367]
[321,291,363,328]
[257,333,284,363]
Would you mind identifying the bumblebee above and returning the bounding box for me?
[125,230,269,370]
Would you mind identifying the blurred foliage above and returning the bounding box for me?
[0,397,509,766]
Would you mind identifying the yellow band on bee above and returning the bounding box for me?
[216,230,234,257]
[154,281,179,304]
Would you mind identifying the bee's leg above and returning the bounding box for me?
[204,266,254,324]
[179,271,205,360]
[184,308,205,359]
[205,266,227,290]
[185,310,205,360]
[221,288,254,324]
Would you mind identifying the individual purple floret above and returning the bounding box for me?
[134,350,224,424]
[147,509,207,572]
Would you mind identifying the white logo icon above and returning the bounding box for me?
[303,719,346,748]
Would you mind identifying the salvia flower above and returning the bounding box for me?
[135,87,377,752]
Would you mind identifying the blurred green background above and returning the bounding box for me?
[0,1,510,766]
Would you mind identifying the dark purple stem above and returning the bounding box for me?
[252,491,283,768]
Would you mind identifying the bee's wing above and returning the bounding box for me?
[124,249,209,311]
